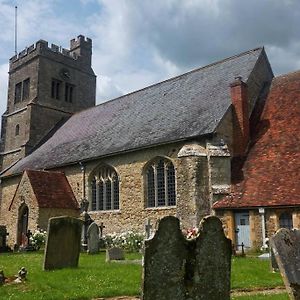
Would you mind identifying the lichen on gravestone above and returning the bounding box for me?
[43,216,83,270]
[270,228,300,300]
[142,215,231,300]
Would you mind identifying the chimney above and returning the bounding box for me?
[230,76,249,157]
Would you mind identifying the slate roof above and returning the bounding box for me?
[11,170,79,209]
[214,71,300,209]
[4,48,264,177]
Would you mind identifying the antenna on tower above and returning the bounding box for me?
[14,6,18,55]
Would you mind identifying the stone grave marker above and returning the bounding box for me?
[99,222,105,237]
[144,219,152,239]
[270,228,300,300]
[142,215,231,300]
[270,247,279,272]
[43,216,83,270]
[87,222,100,254]
[0,226,9,252]
[106,247,125,262]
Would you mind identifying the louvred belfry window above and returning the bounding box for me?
[145,157,176,207]
[90,165,120,211]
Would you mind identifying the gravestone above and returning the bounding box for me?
[43,216,83,270]
[144,219,152,239]
[270,228,300,300]
[106,247,125,262]
[0,226,9,252]
[87,222,100,254]
[270,247,279,272]
[142,215,231,300]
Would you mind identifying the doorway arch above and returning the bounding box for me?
[17,204,29,246]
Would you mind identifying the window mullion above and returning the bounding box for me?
[164,163,168,206]
[103,180,107,210]
[96,178,99,210]
[110,179,114,210]
[154,166,158,207]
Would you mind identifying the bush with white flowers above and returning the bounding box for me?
[103,231,144,252]
[30,229,47,250]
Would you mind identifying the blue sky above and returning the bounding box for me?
[1,0,300,115]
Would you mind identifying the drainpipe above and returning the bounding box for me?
[259,207,266,248]
[79,162,86,200]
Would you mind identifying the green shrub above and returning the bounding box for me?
[102,231,144,252]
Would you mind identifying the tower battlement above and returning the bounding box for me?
[9,35,92,70]
[70,35,92,50]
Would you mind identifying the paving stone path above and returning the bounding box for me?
[92,279,286,298]
[93,287,286,299]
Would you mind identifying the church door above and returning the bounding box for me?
[17,204,29,246]
[235,211,251,251]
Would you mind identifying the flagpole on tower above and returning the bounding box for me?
[15,6,18,55]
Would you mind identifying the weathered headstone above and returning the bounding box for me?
[270,228,300,300]
[190,216,232,299]
[43,216,83,270]
[142,215,231,300]
[106,247,125,262]
[0,226,9,252]
[142,216,187,299]
[87,222,100,254]
[99,222,105,237]
[144,219,152,239]
[270,247,279,272]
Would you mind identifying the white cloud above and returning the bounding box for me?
[1,0,300,114]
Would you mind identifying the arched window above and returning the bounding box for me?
[145,157,176,207]
[15,124,20,136]
[279,212,293,229]
[90,165,119,211]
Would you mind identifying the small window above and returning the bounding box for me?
[279,212,293,229]
[14,78,30,103]
[65,83,74,103]
[90,165,119,211]
[145,157,176,208]
[14,82,22,103]
[22,78,30,100]
[15,124,20,136]
[51,79,61,100]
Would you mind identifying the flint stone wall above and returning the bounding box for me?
[142,215,231,300]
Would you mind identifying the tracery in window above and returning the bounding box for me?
[90,165,119,211]
[145,157,176,208]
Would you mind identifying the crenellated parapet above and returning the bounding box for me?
[9,35,93,72]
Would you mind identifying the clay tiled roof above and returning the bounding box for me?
[26,170,79,209]
[214,71,300,209]
[3,48,265,176]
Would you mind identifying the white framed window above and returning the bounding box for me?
[145,157,176,208]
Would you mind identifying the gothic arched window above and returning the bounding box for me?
[145,157,176,207]
[279,212,293,230]
[90,165,120,211]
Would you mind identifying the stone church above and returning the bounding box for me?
[0,35,299,250]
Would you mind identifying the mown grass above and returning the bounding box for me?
[231,257,283,289]
[0,251,286,300]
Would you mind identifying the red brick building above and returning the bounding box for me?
[214,71,300,250]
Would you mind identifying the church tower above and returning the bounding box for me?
[0,35,96,171]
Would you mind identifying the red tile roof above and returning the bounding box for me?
[214,71,300,209]
[26,170,79,209]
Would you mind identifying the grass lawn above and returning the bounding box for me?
[0,251,287,300]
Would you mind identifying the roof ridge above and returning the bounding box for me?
[88,47,264,110]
